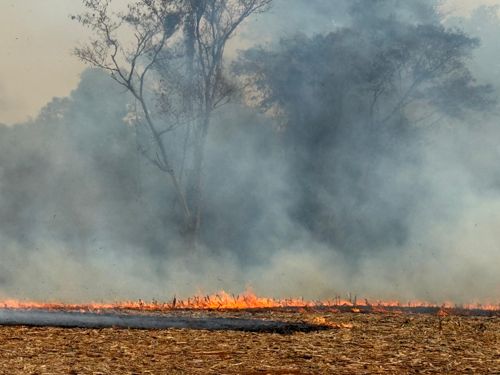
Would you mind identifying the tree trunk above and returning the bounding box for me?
[193,110,210,234]
[181,10,199,251]
[184,109,210,249]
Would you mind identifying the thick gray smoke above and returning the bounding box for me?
[0,0,499,304]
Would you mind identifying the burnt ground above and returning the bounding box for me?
[0,309,498,374]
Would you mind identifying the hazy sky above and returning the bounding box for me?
[0,0,499,124]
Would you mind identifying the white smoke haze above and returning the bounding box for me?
[0,0,499,305]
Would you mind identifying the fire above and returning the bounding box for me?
[0,290,498,313]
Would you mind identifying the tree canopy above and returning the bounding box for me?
[234,5,495,252]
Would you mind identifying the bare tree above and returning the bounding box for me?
[74,0,272,249]
[179,0,272,239]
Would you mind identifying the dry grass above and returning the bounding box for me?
[0,310,498,374]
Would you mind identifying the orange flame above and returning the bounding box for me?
[0,290,498,312]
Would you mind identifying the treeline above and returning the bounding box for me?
[0,0,497,263]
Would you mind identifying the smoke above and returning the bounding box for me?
[0,0,499,304]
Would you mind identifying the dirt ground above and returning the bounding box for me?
[0,310,498,374]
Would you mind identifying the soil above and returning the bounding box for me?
[0,309,498,374]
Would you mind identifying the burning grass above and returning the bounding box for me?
[1,290,499,313]
[0,292,498,373]
[0,309,498,374]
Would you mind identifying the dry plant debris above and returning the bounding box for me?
[0,311,498,374]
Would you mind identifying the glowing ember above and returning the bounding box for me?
[0,290,498,312]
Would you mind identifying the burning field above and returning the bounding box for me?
[3,0,500,373]
[0,293,499,374]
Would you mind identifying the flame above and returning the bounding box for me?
[0,290,498,312]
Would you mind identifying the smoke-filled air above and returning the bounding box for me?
[1,0,499,305]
